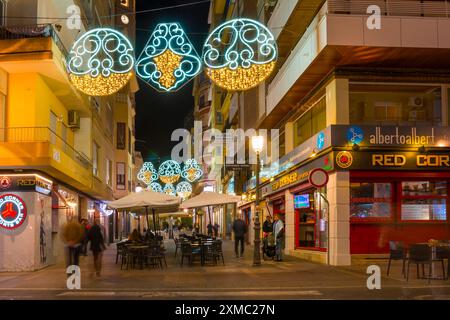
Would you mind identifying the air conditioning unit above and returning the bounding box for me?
[408,96,424,107]
[68,110,80,129]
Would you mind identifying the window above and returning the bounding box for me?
[401,181,447,221]
[350,182,392,219]
[116,162,126,190]
[106,103,113,138]
[296,191,328,249]
[106,159,112,187]
[117,122,126,150]
[293,97,326,147]
[93,142,99,177]
[350,84,442,126]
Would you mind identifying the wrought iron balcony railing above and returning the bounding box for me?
[0,127,91,169]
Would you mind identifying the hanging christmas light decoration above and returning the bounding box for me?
[163,183,176,196]
[147,182,163,193]
[203,18,278,91]
[137,162,159,186]
[176,181,192,199]
[67,28,135,96]
[136,23,202,92]
[158,160,181,184]
[181,158,203,182]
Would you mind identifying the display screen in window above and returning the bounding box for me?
[350,182,392,218]
[401,181,447,221]
[294,194,310,209]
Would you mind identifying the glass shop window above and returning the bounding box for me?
[350,182,393,219]
[401,181,447,221]
[293,97,326,147]
[296,191,328,249]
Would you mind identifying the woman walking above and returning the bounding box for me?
[88,219,106,277]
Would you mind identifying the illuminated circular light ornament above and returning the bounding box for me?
[67,28,135,96]
[0,194,27,230]
[147,182,163,193]
[176,181,192,198]
[203,18,278,91]
[137,162,159,186]
[158,160,181,184]
[163,184,176,196]
[136,23,202,92]
[181,159,203,183]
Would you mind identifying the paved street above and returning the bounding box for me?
[0,240,449,300]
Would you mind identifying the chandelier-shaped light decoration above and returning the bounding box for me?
[137,162,159,186]
[158,160,181,184]
[176,181,192,199]
[136,23,202,92]
[181,158,203,183]
[163,183,176,196]
[147,182,163,193]
[203,18,278,91]
[67,28,135,96]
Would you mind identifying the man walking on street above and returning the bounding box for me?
[88,219,106,277]
[273,214,285,261]
[232,214,248,258]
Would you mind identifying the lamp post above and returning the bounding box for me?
[251,135,264,266]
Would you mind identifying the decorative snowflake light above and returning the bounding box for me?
[158,160,181,184]
[203,18,278,91]
[67,28,135,96]
[163,183,176,196]
[176,181,192,199]
[147,182,163,193]
[136,23,202,92]
[181,159,203,183]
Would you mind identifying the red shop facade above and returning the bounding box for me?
[336,150,450,254]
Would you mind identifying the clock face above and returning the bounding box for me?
[121,15,129,25]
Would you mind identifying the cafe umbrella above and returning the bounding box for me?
[108,190,181,233]
[179,191,241,229]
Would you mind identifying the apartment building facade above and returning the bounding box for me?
[201,0,450,265]
[0,0,138,271]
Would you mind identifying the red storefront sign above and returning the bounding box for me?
[0,194,28,230]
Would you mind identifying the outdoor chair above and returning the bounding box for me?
[213,239,225,266]
[180,242,201,266]
[435,245,449,280]
[116,242,126,264]
[202,240,216,266]
[406,244,445,283]
[387,241,406,276]
[174,238,181,258]
[146,245,166,269]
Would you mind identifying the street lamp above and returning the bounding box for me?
[251,135,264,266]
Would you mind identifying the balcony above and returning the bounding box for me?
[263,0,450,128]
[0,24,90,116]
[0,127,93,193]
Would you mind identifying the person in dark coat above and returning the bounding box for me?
[88,219,106,277]
[207,223,213,236]
[232,215,248,258]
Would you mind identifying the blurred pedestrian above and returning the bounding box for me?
[207,222,213,236]
[213,223,219,238]
[61,220,84,268]
[88,219,106,277]
[232,214,248,258]
[128,228,141,242]
[80,219,90,256]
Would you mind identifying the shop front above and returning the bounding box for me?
[261,153,334,264]
[335,150,450,255]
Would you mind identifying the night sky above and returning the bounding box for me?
[134,0,210,163]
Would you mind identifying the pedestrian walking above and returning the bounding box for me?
[232,214,248,258]
[61,220,84,268]
[273,214,285,261]
[88,219,106,277]
[80,219,90,256]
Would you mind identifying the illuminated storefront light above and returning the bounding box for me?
[203,18,278,91]
[67,28,135,96]
[136,22,202,92]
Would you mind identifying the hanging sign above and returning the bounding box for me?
[0,194,28,230]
